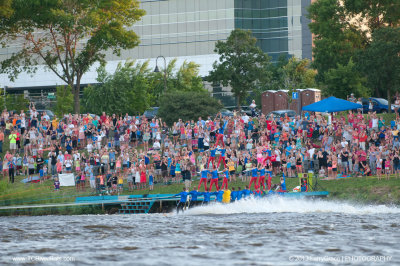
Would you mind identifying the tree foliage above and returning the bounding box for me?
[323,59,368,99]
[82,61,150,115]
[174,61,204,92]
[308,0,400,99]
[54,85,74,116]
[81,58,206,115]
[357,27,400,112]
[265,55,316,104]
[148,59,206,106]
[0,89,29,111]
[308,0,366,83]
[0,0,13,18]
[281,57,316,101]
[158,91,222,126]
[0,0,145,113]
[266,54,289,91]
[208,29,272,109]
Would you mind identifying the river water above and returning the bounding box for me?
[1,198,399,265]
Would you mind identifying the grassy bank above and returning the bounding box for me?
[0,173,399,216]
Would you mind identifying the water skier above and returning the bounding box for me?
[174,188,189,214]
[249,167,259,189]
[198,167,209,191]
[209,167,219,191]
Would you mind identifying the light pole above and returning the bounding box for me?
[4,86,7,109]
[154,56,167,93]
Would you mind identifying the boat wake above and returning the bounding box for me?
[184,197,400,215]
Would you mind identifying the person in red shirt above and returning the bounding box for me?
[266,118,272,131]
[307,126,314,139]
[100,112,107,123]
[359,131,368,150]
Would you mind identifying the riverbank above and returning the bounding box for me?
[0,173,399,216]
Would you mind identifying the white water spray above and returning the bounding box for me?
[184,197,400,215]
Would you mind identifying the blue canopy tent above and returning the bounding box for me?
[302,96,362,113]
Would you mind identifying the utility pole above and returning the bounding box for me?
[4,86,7,109]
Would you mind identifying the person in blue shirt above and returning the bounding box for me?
[274,131,281,143]
[242,186,252,199]
[209,167,219,191]
[249,167,259,189]
[231,187,238,202]
[207,146,217,168]
[221,168,229,190]
[202,189,211,205]
[189,188,201,208]
[198,167,209,191]
[279,175,287,192]
[174,188,189,213]
[236,187,243,200]
[213,189,224,203]
[217,148,227,168]
[258,165,266,190]
[215,119,227,147]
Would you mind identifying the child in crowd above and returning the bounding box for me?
[54,178,60,191]
[39,167,44,184]
[80,172,86,191]
[149,167,154,191]
[118,174,124,194]
[384,156,391,180]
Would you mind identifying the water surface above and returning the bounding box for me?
[1,198,399,265]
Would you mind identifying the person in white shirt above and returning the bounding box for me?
[42,112,50,121]
[73,151,80,162]
[87,142,93,153]
[275,148,281,162]
[341,138,348,148]
[97,134,103,150]
[249,100,257,117]
[372,116,378,130]
[242,114,249,124]
[153,140,161,150]
[308,147,315,160]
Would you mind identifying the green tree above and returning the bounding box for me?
[175,61,204,92]
[323,58,368,99]
[0,89,29,111]
[344,0,400,30]
[158,91,222,126]
[282,57,316,103]
[266,54,289,91]
[308,0,366,83]
[148,59,205,106]
[0,0,13,18]
[357,27,400,112]
[0,0,145,113]
[54,85,74,116]
[82,61,150,115]
[308,0,400,98]
[208,29,271,109]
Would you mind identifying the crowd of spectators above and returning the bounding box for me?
[0,100,399,193]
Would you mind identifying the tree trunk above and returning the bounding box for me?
[73,78,81,114]
[388,89,391,114]
[236,95,241,111]
[375,88,381,98]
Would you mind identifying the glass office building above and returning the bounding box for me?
[0,0,313,88]
[112,0,312,62]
